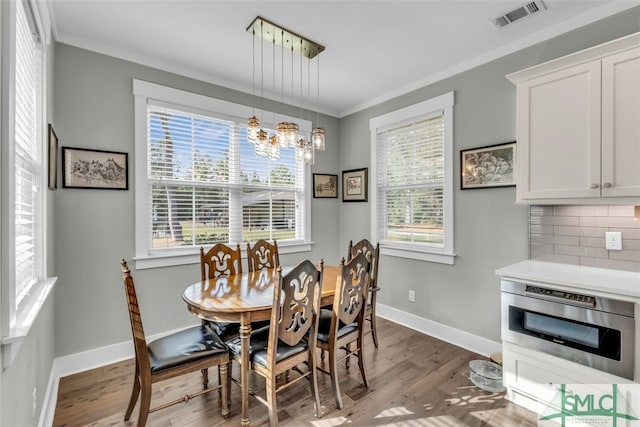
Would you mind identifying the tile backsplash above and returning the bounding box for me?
[529,205,640,272]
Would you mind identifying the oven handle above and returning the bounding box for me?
[524,289,596,309]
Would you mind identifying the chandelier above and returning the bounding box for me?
[246,16,325,164]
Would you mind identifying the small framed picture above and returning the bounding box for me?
[62,147,128,190]
[313,173,338,198]
[48,124,58,190]
[460,142,516,190]
[342,168,368,202]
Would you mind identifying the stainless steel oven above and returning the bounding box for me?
[501,279,635,380]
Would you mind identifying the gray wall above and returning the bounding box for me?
[0,31,57,427]
[53,44,340,356]
[338,7,640,342]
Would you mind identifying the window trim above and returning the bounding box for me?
[133,80,313,270]
[370,91,455,264]
[1,0,56,369]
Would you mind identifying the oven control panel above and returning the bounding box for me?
[525,285,596,306]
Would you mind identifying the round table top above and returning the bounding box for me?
[182,265,339,315]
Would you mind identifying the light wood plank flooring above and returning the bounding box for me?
[53,318,537,426]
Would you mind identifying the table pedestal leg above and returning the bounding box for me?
[240,313,251,426]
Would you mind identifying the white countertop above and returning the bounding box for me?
[496,260,640,299]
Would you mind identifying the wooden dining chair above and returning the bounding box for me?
[120,259,229,426]
[200,243,244,341]
[246,239,280,272]
[348,239,381,348]
[316,252,371,409]
[227,259,324,426]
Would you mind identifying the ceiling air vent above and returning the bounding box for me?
[492,1,547,29]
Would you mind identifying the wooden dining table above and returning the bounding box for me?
[182,264,339,426]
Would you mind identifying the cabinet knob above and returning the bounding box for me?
[590,183,599,189]
[603,182,612,188]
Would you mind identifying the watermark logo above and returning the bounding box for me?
[538,384,640,427]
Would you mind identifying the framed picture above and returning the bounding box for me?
[313,173,338,198]
[342,168,368,202]
[48,124,58,190]
[460,142,516,190]
[62,147,128,190]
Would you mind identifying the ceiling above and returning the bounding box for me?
[48,1,637,118]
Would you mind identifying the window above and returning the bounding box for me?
[1,0,53,368]
[370,92,455,264]
[133,80,312,269]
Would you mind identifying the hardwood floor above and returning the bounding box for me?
[53,318,537,426]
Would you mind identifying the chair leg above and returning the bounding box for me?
[137,381,152,427]
[265,374,278,427]
[219,362,229,418]
[328,344,343,409]
[345,342,351,369]
[124,371,141,421]
[370,309,379,348]
[201,367,209,389]
[308,348,322,418]
[226,360,233,407]
[356,335,368,388]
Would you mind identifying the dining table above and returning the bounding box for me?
[182,264,339,426]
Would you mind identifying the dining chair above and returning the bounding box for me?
[347,239,381,348]
[316,252,371,409]
[120,259,229,426]
[200,243,244,341]
[227,259,324,426]
[246,239,280,272]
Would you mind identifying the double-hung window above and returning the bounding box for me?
[1,0,52,368]
[133,80,312,269]
[370,92,455,264]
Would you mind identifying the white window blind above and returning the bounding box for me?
[376,115,445,247]
[370,92,454,264]
[14,0,43,305]
[146,104,304,251]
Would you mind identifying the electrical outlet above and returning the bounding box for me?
[605,231,622,251]
[32,388,37,419]
[408,290,416,302]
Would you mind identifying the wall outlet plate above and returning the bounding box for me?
[408,290,416,302]
[605,231,622,251]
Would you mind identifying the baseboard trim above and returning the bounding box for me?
[376,303,501,357]
[40,312,500,425]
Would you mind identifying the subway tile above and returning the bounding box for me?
[554,205,609,217]
[579,237,605,248]
[554,245,609,258]
[612,228,640,239]
[530,206,554,217]
[621,239,640,251]
[530,243,554,258]
[609,250,640,262]
[553,226,609,237]
[608,205,635,217]
[529,224,554,235]
[540,216,580,226]
[530,235,580,246]
[580,216,640,228]
[580,257,640,272]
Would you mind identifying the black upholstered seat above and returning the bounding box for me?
[148,325,228,373]
[227,327,307,367]
[316,309,357,343]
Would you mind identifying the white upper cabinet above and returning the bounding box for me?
[507,33,640,204]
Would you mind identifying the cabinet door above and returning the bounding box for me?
[602,47,640,197]
[516,62,601,201]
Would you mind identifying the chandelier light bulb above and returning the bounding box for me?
[312,127,325,151]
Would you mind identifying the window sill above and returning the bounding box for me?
[134,241,313,270]
[381,243,456,265]
[2,276,57,369]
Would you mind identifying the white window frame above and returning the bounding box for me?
[370,91,455,264]
[1,0,56,369]
[133,80,313,269]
